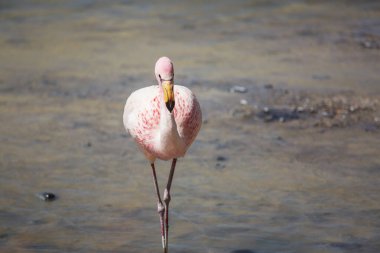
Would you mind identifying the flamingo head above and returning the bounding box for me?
[155,56,175,113]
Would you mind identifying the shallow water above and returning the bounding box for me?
[1,1,380,252]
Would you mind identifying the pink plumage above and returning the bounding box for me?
[123,57,202,162]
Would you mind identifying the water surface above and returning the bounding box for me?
[1,1,380,252]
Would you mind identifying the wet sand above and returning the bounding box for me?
[1,1,380,252]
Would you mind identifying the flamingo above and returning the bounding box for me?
[123,57,202,252]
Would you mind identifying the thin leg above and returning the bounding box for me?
[163,158,177,253]
[150,163,165,250]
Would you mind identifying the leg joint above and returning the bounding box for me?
[157,202,164,214]
[163,188,171,204]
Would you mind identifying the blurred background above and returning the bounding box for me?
[0,1,380,252]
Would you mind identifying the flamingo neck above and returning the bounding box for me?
[157,87,184,153]
[159,100,180,143]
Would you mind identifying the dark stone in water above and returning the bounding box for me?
[312,74,331,81]
[231,250,256,253]
[263,83,273,89]
[215,155,228,170]
[0,233,9,239]
[216,155,228,162]
[257,107,299,122]
[72,121,91,129]
[37,192,56,202]
[363,123,379,132]
[329,242,363,250]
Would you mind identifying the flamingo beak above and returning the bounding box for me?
[162,80,175,113]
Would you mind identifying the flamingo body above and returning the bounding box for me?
[123,84,201,162]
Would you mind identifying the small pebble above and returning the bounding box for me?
[349,105,357,112]
[216,155,228,162]
[321,111,330,117]
[240,99,248,105]
[297,106,304,113]
[230,85,248,93]
[37,192,56,202]
[264,83,273,89]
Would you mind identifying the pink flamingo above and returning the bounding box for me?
[123,57,202,252]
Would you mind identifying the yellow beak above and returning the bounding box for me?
[162,80,175,112]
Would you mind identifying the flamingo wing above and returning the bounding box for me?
[173,85,202,147]
[123,86,161,151]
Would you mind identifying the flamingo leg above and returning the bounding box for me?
[150,163,166,250]
[163,158,177,253]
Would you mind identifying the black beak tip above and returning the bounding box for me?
[166,101,175,112]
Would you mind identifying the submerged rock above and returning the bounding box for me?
[37,192,57,202]
[263,83,273,89]
[231,250,256,253]
[216,155,228,162]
